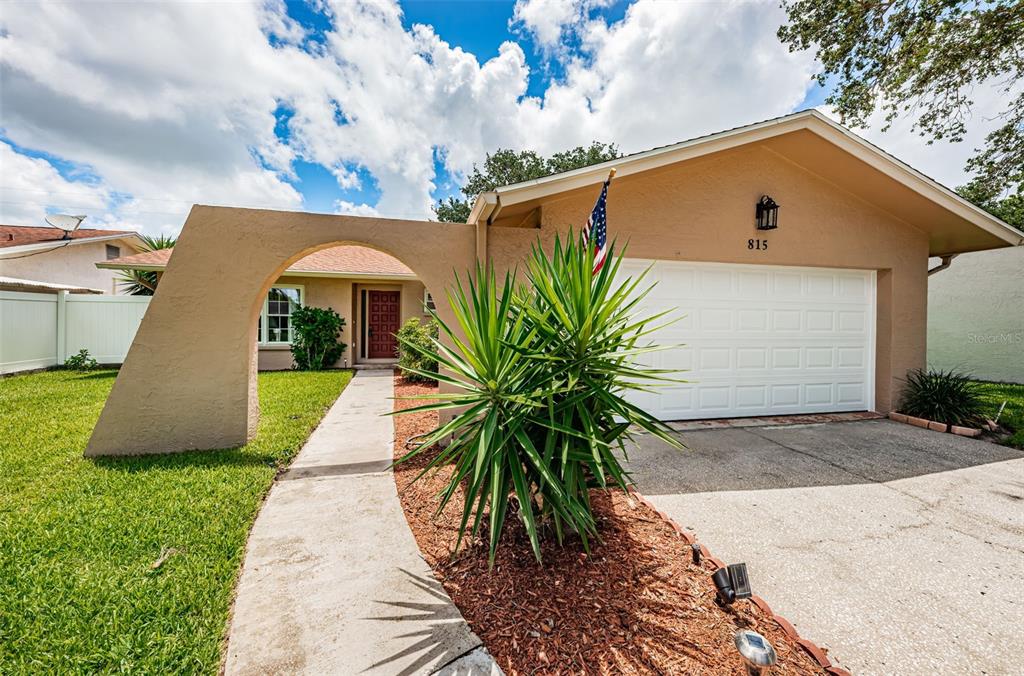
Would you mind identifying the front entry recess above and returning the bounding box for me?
[367,290,400,359]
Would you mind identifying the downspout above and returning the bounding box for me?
[928,254,957,276]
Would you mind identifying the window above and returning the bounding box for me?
[257,285,302,345]
[106,244,121,260]
[424,290,436,311]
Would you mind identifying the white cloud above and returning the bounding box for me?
[334,199,379,217]
[281,2,533,219]
[0,0,306,232]
[511,0,610,51]
[516,0,817,156]
[6,0,983,236]
[0,142,113,225]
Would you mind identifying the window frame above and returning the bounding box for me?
[257,283,304,346]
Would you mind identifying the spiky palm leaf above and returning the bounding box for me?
[116,234,176,296]
[394,232,685,565]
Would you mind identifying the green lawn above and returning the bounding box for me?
[0,368,352,674]
[975,380,1024,449]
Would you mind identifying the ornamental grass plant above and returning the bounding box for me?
[394,233,684,565]
[900,368,986,427]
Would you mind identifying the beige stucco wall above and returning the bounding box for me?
[255,275,430,370]
[0,238,138,294]
[86,208,473,456]
[487,143,930,413]
[928,246,1024,383]
[88,141,937,456]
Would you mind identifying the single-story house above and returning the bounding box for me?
[99,245,432,369]
[86,110,1024,456]
[927,246,1024,384]
[0,224,144,294]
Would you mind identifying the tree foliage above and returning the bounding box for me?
[290,306,347,371]
[394,233,684,565]
[434,141,621,222]
[116,234,176,296]
[958,180,1024,231]
[778,0,1024,195]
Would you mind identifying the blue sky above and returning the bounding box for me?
[284,0,641,216]
[0,0,995,234]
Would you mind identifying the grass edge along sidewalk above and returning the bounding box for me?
[0,368,351,674]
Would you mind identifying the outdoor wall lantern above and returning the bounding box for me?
[755,195,779,230]
[712,562,752,605]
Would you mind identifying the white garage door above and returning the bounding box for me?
[618,260,876,420]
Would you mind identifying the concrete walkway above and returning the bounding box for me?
[627,419,1024,675]
[224,370,500,676]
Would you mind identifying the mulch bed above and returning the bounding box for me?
[392,374,827,675]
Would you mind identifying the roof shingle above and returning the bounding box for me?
[104,245,415,277]
[0,224,138,248]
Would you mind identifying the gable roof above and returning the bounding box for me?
[468,109,1023,256]
[0,224,143,257]
[98,245,416,279]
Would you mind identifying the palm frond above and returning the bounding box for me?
[394,231,686,565]
[115,233,176,296]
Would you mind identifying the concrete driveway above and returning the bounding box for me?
[626,419,1024,675]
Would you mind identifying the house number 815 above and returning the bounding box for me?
[748,239,768,251]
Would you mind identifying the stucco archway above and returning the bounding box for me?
[85,205,476,456]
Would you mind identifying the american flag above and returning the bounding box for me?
[581,178,610,275]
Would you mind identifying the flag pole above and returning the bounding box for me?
[607,167,616,182]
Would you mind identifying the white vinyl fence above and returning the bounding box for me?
[0,291,150,374]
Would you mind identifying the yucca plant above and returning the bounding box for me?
[394,233,684,565]
[900,368,986,427]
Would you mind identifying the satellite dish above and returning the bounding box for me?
[44,214,87,240]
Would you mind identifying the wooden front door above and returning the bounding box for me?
[367,290,400,359]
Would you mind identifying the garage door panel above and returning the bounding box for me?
[838,311,867,332]
[837,347,866,368]
[772,348,801,369]
[618,260,875,420]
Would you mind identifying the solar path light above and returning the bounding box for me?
[734,629,777,675]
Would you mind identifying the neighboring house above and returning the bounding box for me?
[99,245,431,369]
[0,225,144,294]
[87,111,1024,457]
[928,246,1024,384]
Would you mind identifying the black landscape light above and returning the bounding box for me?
[691,543,702,565]
[734,629,778,675]
[755,195,779,230]
[712,562,751,605]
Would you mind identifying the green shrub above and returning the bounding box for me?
[290,306,347,371]
[394,233,684,565]
[64,349,98,371]
[396,317,439,382]
[900,368,986,426]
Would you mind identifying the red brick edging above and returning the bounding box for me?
[626,487,848,674]
[887,412,982,438]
